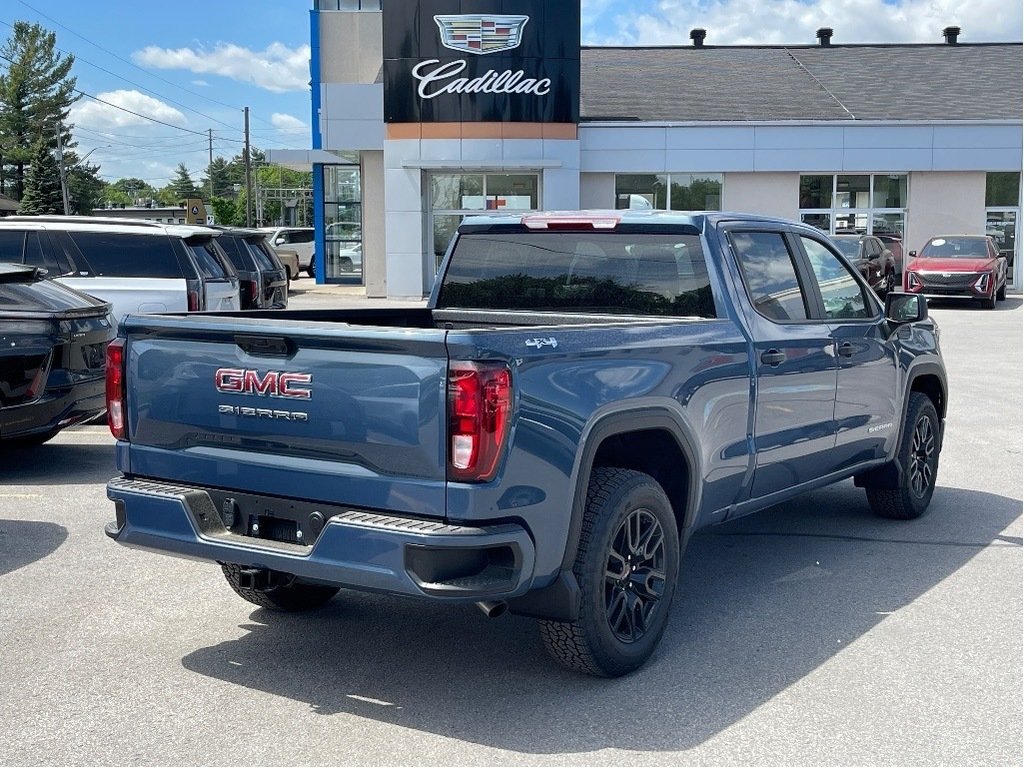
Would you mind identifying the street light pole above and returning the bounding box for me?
[55,121,70,215]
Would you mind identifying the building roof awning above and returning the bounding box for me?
[266,149,359,170]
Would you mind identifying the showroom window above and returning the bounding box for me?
[615,174,722,211]
[799,174,908,240]
[986,171,1020,287]
[428,173,539,270]
[322,164,362,281]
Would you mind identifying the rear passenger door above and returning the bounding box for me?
[725,227,839,500]
[797,234,900,469]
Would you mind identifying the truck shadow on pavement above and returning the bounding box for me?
[0,440,114,485]
[0,520,68,577]
[181,481,1021,754]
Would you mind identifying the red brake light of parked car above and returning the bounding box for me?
[522,214,620,231]
[448,363,512,482]
[106,338,126,439]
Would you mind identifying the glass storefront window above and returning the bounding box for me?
[799,175,832,209]
[801,213,831,232]
[615,174,667,209]
[835,175,871,209]
[799,174,908,239]
[322,163,362,282]
[987,172,1021,207]
[429,173,541,272]
[615,174,722,211]
[874,175,908,208]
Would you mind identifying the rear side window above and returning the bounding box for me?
[437,231,716,317]
[730,231,809,322]
[218,237,250,270]
[69,232,185,278]
[186,239,229,279]
[0,230,25,262]
[246,239,277,270]
[288,230,314,244]
[23,232,65,275]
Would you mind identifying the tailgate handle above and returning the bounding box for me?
[235,335,293,357]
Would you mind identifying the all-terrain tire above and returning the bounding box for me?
[539,468,679,677]
[220,563,339,611]
[866,392,941,520]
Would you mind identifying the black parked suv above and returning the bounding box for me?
[212,228,289,310]
[1,263,114,445]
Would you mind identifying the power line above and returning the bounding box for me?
[0,17,243,135]
[13,0,245,114]
[12,0,296,136]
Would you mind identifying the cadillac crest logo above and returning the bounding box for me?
[434,15,529,55]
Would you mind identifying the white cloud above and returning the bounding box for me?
[593,0,1023,45]
[270,112,308,133]
[132,42,311,93]
[191,79,209,87]
[70,89,187,129]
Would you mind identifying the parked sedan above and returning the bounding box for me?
[904,235,1007,309]
[832,234,897,296]
[1,263,114,446]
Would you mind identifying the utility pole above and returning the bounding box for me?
[207,128,214,201]
[243,107,252,227]
[55,120,71,215]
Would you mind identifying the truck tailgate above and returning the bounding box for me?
[121,315,449,517]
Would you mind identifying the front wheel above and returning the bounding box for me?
[866,392,941,519]
[539,468,680,677]
[997,282,1007,301]
[220,563,339,611]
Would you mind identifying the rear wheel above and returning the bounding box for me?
[220,563,339,611]
[539,468,679,677]
[865,392,940,520]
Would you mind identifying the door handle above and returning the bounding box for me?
[838,342,856,358]
[760,349,786,367]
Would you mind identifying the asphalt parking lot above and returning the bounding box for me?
[1,295,1021,766]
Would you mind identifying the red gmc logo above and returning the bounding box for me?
[215,368,312,400]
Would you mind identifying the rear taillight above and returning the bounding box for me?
[106,338,126,439]
[247,279,259,306]
[186,279,204,312]
[448,363,512,482]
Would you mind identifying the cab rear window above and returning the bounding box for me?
[437,231,716,317]
[69,233,185,279]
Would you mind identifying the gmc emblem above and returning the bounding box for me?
[215,368,312,400]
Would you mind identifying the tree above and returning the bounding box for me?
[19,138,63,214]
[201,156,234,199]
[210,197,241,226]
[168,163,200,200]
[0,21,77,199]
[65,156,104,214]
[108,177,157,202]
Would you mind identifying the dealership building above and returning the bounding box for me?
[269,2,1023,298]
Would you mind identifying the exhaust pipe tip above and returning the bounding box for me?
[476,600,508,618]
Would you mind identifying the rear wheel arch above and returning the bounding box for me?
[561,407,702,574]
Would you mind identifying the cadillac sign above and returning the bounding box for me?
[435,15,530,55]
[382,0,580,124]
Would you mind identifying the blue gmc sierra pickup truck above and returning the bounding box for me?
[105,211,946,677]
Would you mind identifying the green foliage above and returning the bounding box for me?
[0,21,78,199]
[168,163,200,200]
[19,138,63,214]
[201,156,233,198]
[65,157,104,215]
[210,197,241,226]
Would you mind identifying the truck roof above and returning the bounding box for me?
[456,210,798,230]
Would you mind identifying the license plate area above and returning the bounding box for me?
[255,514,299,545]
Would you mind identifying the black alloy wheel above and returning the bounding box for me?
[604,508,668,643]
[907,412,936,499]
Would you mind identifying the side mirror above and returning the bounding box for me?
[274,237,285,245]
[909,250,917,258]
[886,292,927,324]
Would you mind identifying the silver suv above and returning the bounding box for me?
[0,216,241,327]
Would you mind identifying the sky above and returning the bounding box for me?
[2,0,1020,189]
